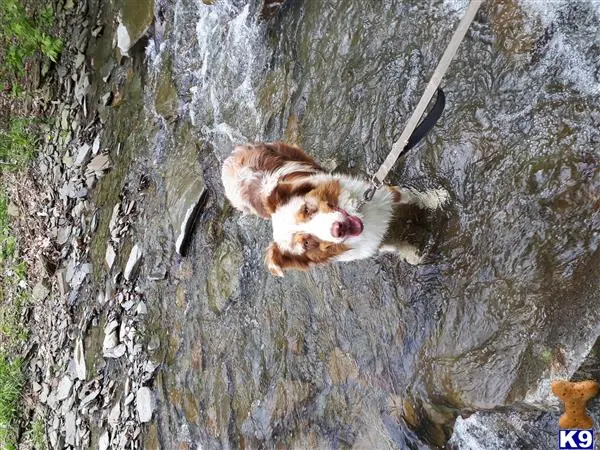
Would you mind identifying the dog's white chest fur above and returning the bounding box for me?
[333,175,395,261]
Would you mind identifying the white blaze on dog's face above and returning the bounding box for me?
[265,178,365,276]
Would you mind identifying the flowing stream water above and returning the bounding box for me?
[95,0,600,448]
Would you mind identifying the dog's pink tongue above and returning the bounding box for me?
[347,215,364,237]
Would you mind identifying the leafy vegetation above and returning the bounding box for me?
[0,353,24,450]
[0,190,29,449]
[0,0,62,91]
[0,191,29,348]
[0,2,61,448]
[27,416,46,449]
[0,118,36,170]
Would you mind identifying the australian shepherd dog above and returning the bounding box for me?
[221,142,449,276]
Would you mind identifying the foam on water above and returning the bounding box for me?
[188,1,266,150]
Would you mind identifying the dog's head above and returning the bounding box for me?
[265,176,365,276]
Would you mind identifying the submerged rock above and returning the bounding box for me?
[261,0,287,20]
[206,241,242,313]
[327,348,359,384]
[164,124,207,256]
[117,0,154,55]
[154,57,179,119]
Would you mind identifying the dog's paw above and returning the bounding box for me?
[421,188,450,210]
[402,251,424,266]
[379,243,423,265]
[434,188,450,208]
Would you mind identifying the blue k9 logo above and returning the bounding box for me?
[559,430,594,449]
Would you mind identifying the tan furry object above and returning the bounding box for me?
[551,379,599,429]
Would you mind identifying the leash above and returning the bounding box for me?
[361,0,484,205]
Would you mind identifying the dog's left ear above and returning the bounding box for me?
[266,242,285,277]
[266,181,315,214]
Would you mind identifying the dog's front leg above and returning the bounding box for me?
[388,186,450,210]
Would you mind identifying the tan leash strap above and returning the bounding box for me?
[372,0,484,187]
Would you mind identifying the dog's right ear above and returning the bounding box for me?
[265,242,311,277]
[266,242,285,277]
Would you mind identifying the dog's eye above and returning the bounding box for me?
[301,204,311,216]
[303,239,310,249]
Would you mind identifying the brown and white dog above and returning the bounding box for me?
[221,142,449,276]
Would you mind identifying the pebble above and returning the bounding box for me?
[136,302,147,315]
[74,143,91,167]
[136,387,154,423]
[104,343,126,359]
[98,431,109,450]
[80,389,100,408]
[105,244,116,269]
[103,325,118,352]
[74,337,87,381]
[19,10,163,447]
[56,376,74,401]
[57,225,72,246]
[65,411,76,446]
[92,134,101,155]
[32,282,51,302]
[124,244,143,281]
[87,153,111,173]
[109,401,121,427]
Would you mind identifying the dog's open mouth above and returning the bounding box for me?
[334,207,364,238]
[346,215,364,237]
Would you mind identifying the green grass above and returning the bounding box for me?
[0,191,16,261]
[0,191,29,347]
[0,118,36,170]
[0,353,24,450]
[27,417,46,450]
[0,0,62,91]
[0,188,30,450]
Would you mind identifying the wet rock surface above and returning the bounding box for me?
[136,1,600,448]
